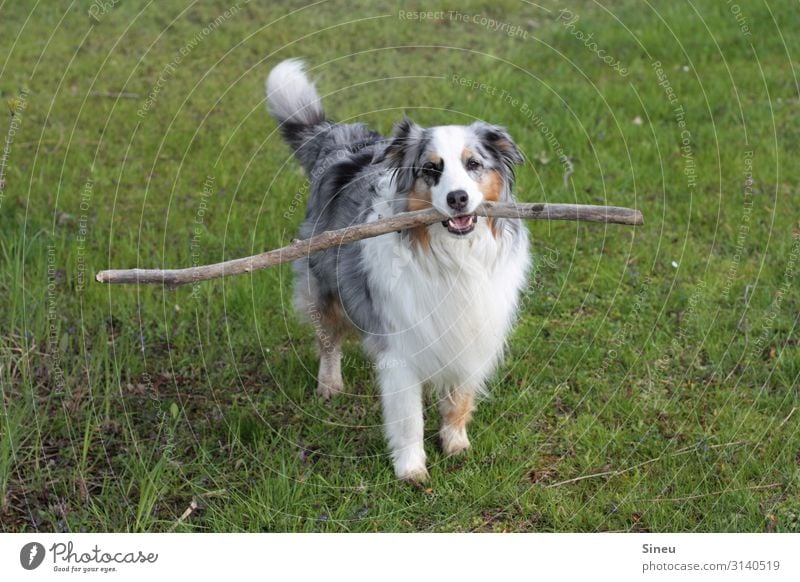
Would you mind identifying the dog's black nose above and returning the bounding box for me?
[446,190,469,212]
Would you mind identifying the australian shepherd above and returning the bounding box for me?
[266,59,531,481]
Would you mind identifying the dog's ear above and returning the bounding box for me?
[380,117,424,192]
[473,122,523,175]
[384,117,421,161]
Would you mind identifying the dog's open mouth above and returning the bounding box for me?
[442,214,477,235]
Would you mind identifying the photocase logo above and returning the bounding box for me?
[20,542,46,570]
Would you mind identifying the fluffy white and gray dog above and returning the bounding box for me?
[266,59,531,481]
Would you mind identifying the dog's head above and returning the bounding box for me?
[380,118,523,240]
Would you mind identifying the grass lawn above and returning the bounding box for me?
[0,0,798,532]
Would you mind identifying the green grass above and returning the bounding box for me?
[0,0,798,532]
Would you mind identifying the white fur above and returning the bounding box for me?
[428,126,485,216]
[361,178,530,479]
[439,422,471,456]
[377,356,428,481]
[265,59,323,125]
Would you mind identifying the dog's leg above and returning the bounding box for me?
[294,272,345,399]
[316,329,343,399]
[439,389,475,456]
[378,357,428,481]
[314,299,346,400]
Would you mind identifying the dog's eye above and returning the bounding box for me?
[421,162,440,176]
[466,158,482,171]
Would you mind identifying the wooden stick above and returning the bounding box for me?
[95,201,643,288]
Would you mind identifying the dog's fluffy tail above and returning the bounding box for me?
[266,59,324,126]
[266,59,329,172]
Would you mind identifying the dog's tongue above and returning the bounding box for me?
[450,216,472,229]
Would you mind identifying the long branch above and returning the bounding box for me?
[95,201,643,288]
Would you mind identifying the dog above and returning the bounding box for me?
[266,59,531,481]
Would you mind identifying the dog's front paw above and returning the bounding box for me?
[397,465,429,483]
[440,424,471,456]
[397,465,430,483]
[393,449,429,482]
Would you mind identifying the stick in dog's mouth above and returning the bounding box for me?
[95,202,643,288]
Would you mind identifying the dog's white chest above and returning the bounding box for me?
[363,228,529,389]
